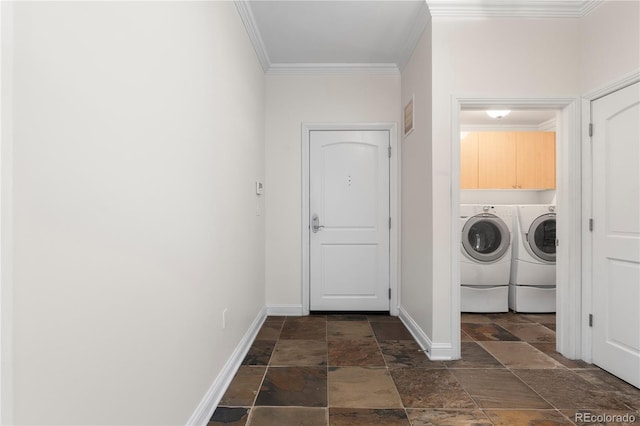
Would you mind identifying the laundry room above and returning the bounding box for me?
[459,108,558,316]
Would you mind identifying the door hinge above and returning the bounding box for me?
[589,123,593,137]
[589,218,593,231]
[388,146,392,158]
[589,314,593,327]
[389,217,391,229]
[388,288,391,300]
[556,239,559,247]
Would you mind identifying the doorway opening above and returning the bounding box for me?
[450,97,582,362]
[459,108,558,330]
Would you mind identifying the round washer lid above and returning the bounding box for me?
[461,213,510,263]
[527,213,556,263]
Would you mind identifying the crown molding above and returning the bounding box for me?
[266,63,401,75]
[427,0,603,18]
[397,1,431,72]
[234,0,270,72]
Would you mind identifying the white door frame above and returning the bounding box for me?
[301,123,399,316]
[450,97,582,360]
[580,70,640,363]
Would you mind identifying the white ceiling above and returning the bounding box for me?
[249,1,427,66]
[237,0,601,74]
[460,109,557,127]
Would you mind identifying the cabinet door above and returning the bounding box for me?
[478,131,517,189]
[516,132,556,189]
[460,132,479,189]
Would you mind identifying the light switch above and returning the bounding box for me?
[256,181,263,195]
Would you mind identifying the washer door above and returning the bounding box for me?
[462,214,510,262]
[527,213,556,263]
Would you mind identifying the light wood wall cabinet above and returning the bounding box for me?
[460,131,556,189]
[516,132,556,189]
[460,132,479,189]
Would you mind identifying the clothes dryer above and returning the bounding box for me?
[460,205,514,312]
[509,204,556,312]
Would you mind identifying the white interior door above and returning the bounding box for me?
[309,130,390,311]
[591,82,640,388]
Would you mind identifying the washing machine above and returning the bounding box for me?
[460,205,514,313]
[509,204,557,313]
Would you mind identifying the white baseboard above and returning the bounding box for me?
[266,304,303,316]
[186,306,267,426]
[398,306,453,361]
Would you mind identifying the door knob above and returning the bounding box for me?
[312,214,325,233]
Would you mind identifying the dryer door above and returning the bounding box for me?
[462,214,510,262]
[527,213,556,263]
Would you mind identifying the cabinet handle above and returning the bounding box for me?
[518,185,522,188]
[512,185,516,189]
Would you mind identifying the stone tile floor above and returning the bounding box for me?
[209,313,640,425]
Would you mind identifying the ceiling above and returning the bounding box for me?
[237,0,601,74]
[460,109,557,127]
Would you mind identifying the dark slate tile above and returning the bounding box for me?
[208,407,249,426]
[452,369,552,409]
[280,318,327,340]
[270,339,327,366]
[367,315,402,323]
[407,409,492,426]
[328,366,403,408]
[242,341,275,366]
[461,313,494,324]
[328,339,385,367]
[370,321,414,340]
[574,368,640,410]
[513,369,632,410]
[248,407,327,426]
[530,343,594,369]
[378,340,445,369]
[498,323,556,343]
[479,341,564,369]
[485,409,574,425]
[329,408,410,426]
[327,321,374,339]
[255,321,283,341]
[522,313,557,324]
[326,314,369,321]
[444,342,504,369]
[219,366,266,407]
[461,323,520,341]
[485,312,536,325]
[255,367,327,407]
[390,368,476,409]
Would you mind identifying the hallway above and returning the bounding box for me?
[209,314,640,425]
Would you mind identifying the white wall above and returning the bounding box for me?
[0,2,14,422]
[460,190,556,205]
[6,2,265,424]
[265,74,401,309]
[430,17,581,343]
[399,24,433,338]
[580,0,640,92]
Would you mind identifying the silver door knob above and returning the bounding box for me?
[312,214,325,233]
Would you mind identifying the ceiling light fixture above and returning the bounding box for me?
[486,110,511,119]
